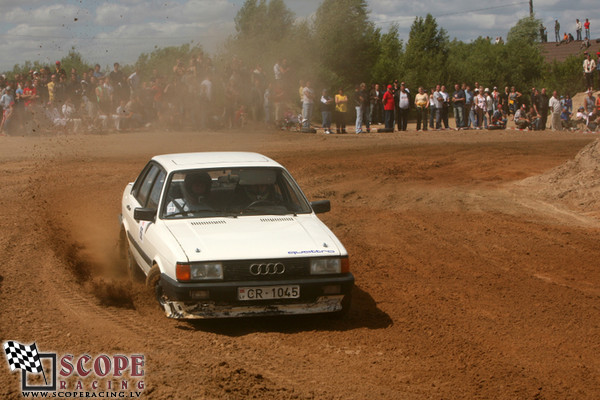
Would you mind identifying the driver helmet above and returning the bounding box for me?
[184,171,211,201]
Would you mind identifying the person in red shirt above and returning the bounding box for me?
[382,85,395,130]
[22,80,37,107]
[584,18,591,40]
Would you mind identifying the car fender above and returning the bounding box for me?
[145,223,186,279]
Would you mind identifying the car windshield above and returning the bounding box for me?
[160,167,312,219]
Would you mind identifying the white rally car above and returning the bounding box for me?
[120,152,353,319]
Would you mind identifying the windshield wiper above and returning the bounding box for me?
[164,209,222,219]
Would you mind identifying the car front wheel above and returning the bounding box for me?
[146,265,167,307]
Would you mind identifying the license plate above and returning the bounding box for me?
[238,285,300,301]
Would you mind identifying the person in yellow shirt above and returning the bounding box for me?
[334,88,348,134]
[47,74,57,105]
[298,80,305,106]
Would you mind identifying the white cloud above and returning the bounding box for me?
[0,0,598,72]
[0,4,83,25]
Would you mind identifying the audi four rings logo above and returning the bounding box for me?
[250,263,285,275]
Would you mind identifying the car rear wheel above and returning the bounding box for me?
[127,247,145,282]
[120,229,145,282]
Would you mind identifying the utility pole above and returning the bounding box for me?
[529,0,533,17]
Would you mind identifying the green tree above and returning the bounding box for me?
[539,55,585,96]
[134,43,198,81]
[230,0,296,68]
[59,49,91,75]
[9,49,90,79]
[370,24,403,85]
[446,37,510,89]
[403,14,449,89]
[507,16,541,43]
[313,0,379,88]
[504,16,544,91]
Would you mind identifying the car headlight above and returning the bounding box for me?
[176,262,223,281]
[310,258,343,274]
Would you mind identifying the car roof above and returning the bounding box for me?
[151,152,283,173]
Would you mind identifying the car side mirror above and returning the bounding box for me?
[311,200,330,214]
[134,207,156,222]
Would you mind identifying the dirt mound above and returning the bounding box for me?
[572,91,590,111]
[520,138,600,215]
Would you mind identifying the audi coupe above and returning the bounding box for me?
[120,152,354,319]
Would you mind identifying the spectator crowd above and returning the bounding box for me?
[1,39,600,136]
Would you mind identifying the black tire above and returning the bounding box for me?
[127,247,146,283]
[120,228,145,282]
[146,265,166,306]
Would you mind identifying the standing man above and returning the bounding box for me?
[320,89,333,134]
[273,59,283,82]
[555,19,561,43]
[272,81,284,123]
[440,85,450,129]
[433,85,443,130]
[596,52,600,87]
[576,19,583,41]
[429,88,436,129]
[369,83,383,125]
[392,80,400,130]
[464,84,474,128]
[452,83,465,129]
[301,81,314,130]
[549,90,562,131]
[361,83,371,133]
[110,62,127,105]
[397,82,410,131]
[354,84,364,133]
[540,24,547,43]
[536,88,549,130]
[298,80,305,107]
[583,53,596,91]
[584,18,591,40]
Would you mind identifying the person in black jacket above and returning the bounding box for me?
[369,83,383,125]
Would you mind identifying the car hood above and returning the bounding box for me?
[164,215,342,261]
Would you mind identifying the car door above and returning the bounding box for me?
[123,162,166,273]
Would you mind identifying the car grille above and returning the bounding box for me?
[223,259,310,281]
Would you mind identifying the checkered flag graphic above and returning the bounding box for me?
[3,341,43,374]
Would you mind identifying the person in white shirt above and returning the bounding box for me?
[485,89,494,122]
[301,81,314,130]
[548,91,562,131]
[439,85,450,129]
[397,83,410,131]
[583,53,596,91]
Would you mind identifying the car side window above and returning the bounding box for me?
[135,165,160,207]
[147,170,166,210]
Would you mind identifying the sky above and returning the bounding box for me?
[0,0,597,72]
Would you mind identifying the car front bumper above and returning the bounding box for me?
[159,273,354,319]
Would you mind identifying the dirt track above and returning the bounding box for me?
[1,127,600,399]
